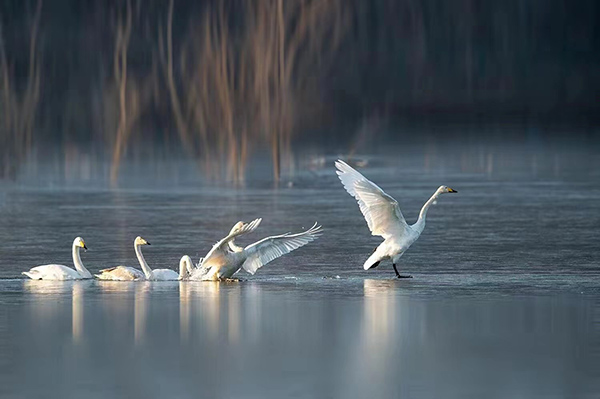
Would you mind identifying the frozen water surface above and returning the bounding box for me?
[0,142,599,398]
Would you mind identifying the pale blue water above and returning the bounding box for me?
[0,143,599,398]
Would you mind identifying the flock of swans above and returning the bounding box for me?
[22,160,457,281]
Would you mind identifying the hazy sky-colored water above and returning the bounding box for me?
[0,141,599,398]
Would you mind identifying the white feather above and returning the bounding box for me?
[335,160,408,239]
[335,159,457,275]
[22,237,91,280]
[190,220,321,281]
[242,223,322,275]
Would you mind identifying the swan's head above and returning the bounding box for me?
[439,185,458,194]
[73,237,87,250]
[229,221,245,235]
[135,236,151,246]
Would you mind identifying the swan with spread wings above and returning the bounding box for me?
[189,218,322,281]
[335,160,457,278]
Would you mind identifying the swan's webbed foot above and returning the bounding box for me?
[392,264,411,279]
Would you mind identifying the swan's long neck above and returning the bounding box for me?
[413,189,442,234]
[135,244,152,279]
[179,257,191,279]
[72,245,92,278]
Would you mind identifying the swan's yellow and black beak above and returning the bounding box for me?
[448,187,458,193]
[80,241,88,250]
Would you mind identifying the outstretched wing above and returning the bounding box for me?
[335,160,408,239]
[200,218,262,268]
[241,223,322,275]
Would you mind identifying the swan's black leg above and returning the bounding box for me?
[393,264,412,279]
[393,263,400,278]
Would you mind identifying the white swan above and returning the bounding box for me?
[190,219,322,281]
[22,237,92,280]
[177,255,194,280]
[95,236,149,280]
[120,236,188,281]
[335,160,457,278]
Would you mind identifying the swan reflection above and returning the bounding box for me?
[23,279,262,349]
[363,279,399,343]
[339,279,404,398]
[134,282,150,344]
[181,281,244,344]
[179,281,191,342]
[72,282,85,343]
[23,280,93,345]
[95,280,152,345]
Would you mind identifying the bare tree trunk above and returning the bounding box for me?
[159,0,191,149]
[22,0,43,152]
[110,0,133,184]
[172,0,348,184]
[0,0,43,177]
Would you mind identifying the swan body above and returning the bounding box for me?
[149,255,192,281]
[335,160,457,278]
[190,219,322,281]
[95,265,145,281]
[22,237,92,280]
[149,268,180,280]
[95,237,149,281]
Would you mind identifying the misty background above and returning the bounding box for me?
[0,0,598,183]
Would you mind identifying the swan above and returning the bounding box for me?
[335,160,457,278]
[190,219,322,281]
[177,255,195,280]
[22,237,92,280]
[119,236,188,281]
[95,236,148,280]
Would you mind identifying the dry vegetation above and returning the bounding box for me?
[99,0,348,184]
[0,0,595,182]
[0,0,42,178]
[156,0,347,184]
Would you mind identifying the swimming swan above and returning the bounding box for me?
[22,237,92,280]
[124,236,188,281]
[190,219,322,281]
[335,160,457,278]
[95,236,149,281]
[177,255,194,280]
